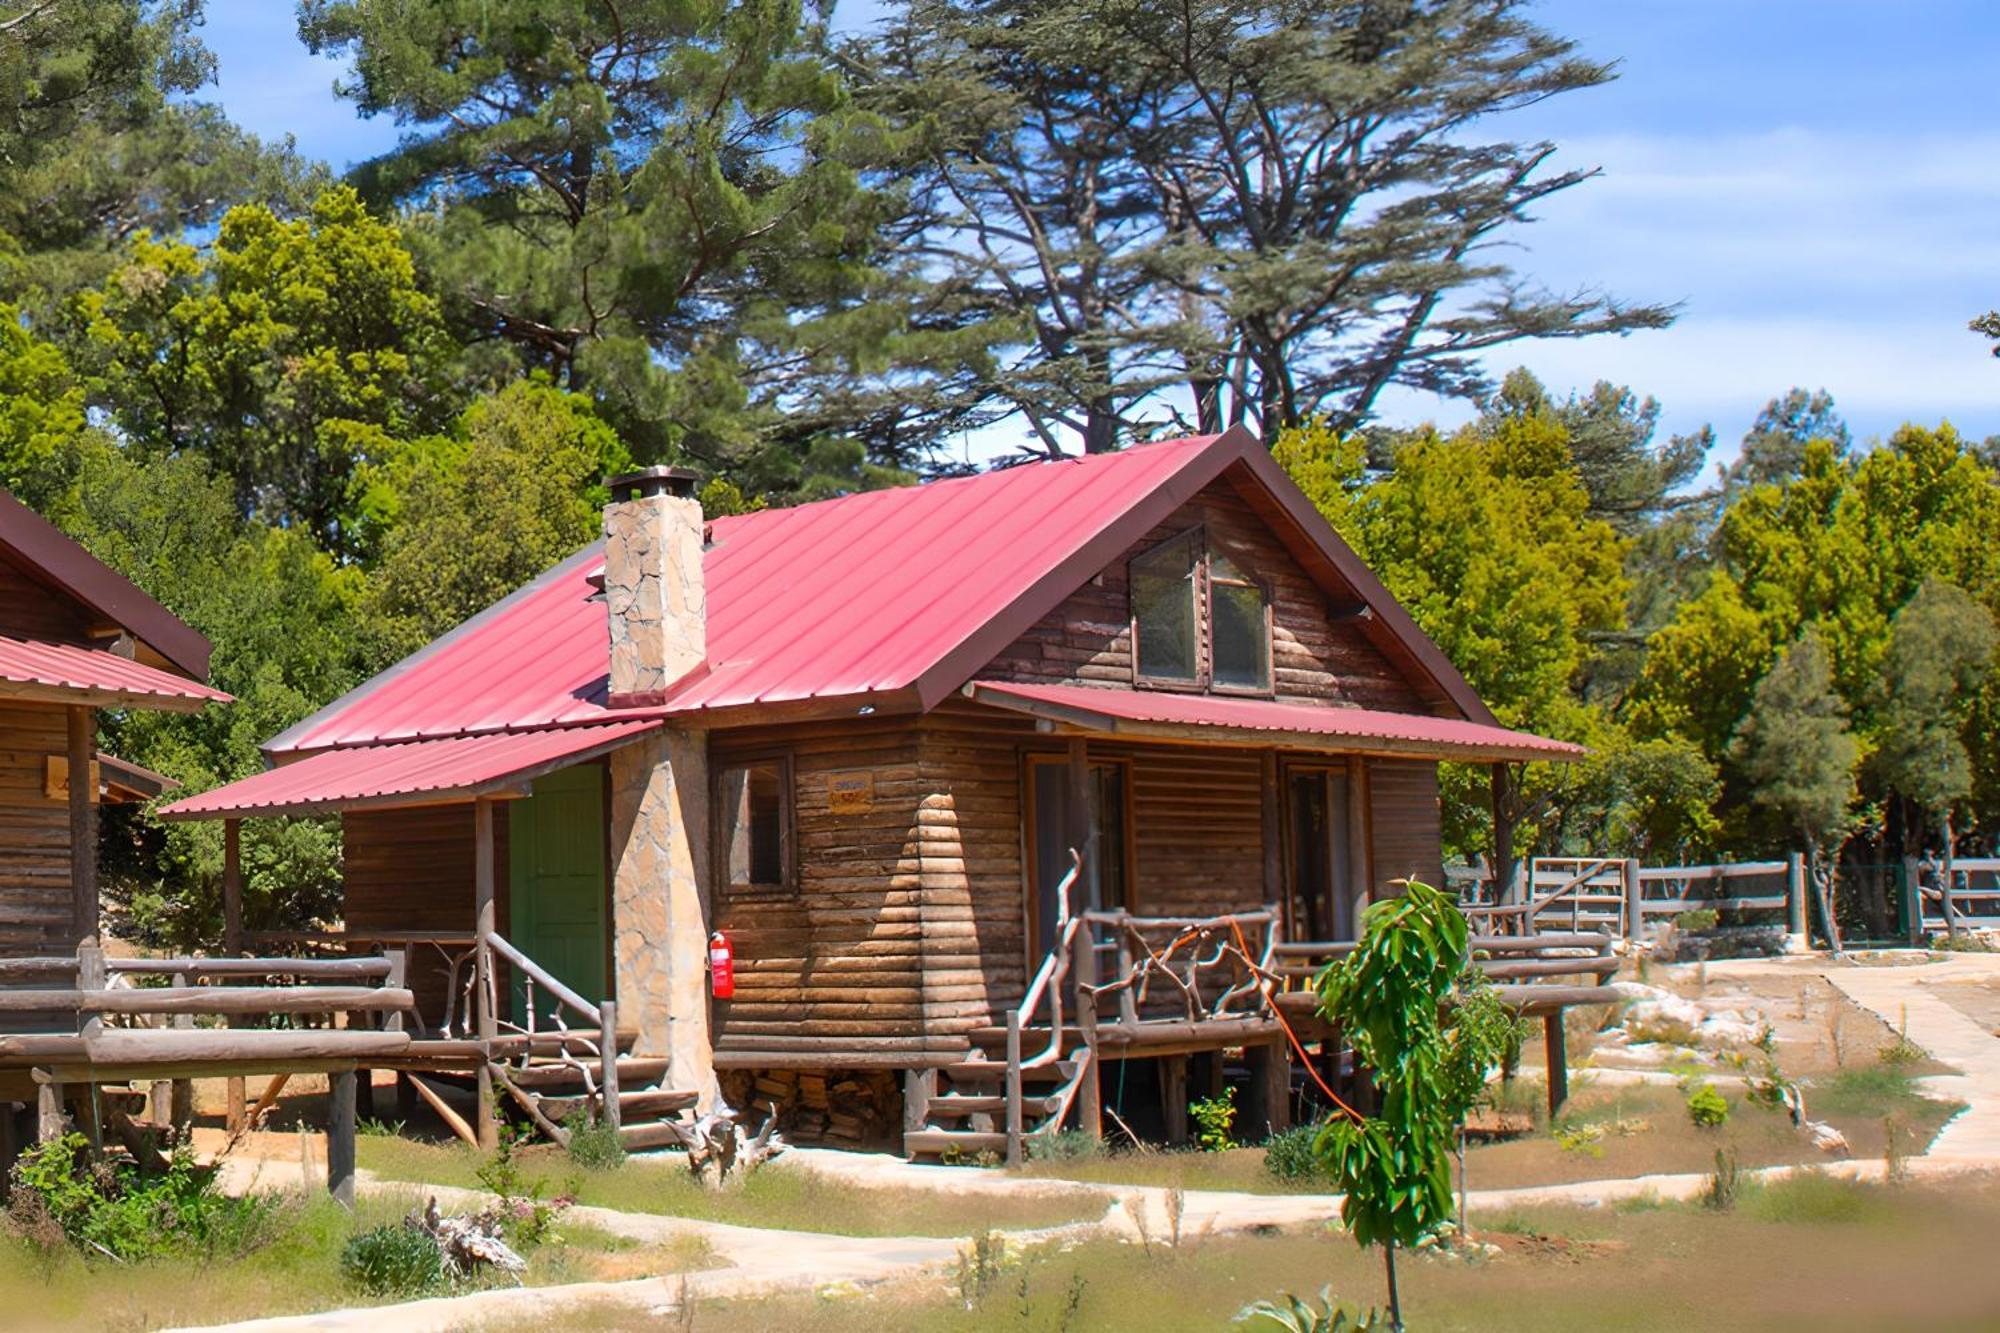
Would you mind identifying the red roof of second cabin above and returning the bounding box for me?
[0,635,231,710]
[265,429,1498,757]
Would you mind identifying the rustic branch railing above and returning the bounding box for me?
[1004,851,1088,1166]
[1081,907,1282,1027]
[240,929,477,1037]
[482,930,619,1137]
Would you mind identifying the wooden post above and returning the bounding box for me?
[223,821,246,1132]
[902,1068,936,1155]
[1249,1041,1291,1136]
[1004,1011,1024,1167]
[1621,858,1643,942]
[599,998,621,1134]
[473,797,499,1150]
[36,1080,63,1143]
[1786,851,1808,940]
[1543,1013,1568,1118]
[1902,856,1923,944]
[169,969,193,1130]
[1065,738,1094,908]
[67,706,97,942]
[1161,1055,1189,1146]
[1259,752,1282,913]
[328,1070,356,1207]
[1072,912,1102,1143]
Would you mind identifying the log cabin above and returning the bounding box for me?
[161,427,1581,1159]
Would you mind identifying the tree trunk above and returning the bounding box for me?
[1383,1237,1404,1332]
[1456,1130,1468,1242]
[1809,840,1844,958]
[1491,765,1520,912]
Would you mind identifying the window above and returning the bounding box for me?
[1131,530,1200,682]
[1129,530,1272,692]
[717,759,793,892]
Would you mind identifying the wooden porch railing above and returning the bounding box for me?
[1004,851,1094,1166]
[483,930,620,1137]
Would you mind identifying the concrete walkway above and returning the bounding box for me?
[171,950,2000,1332]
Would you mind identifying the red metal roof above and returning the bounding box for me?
[967,682,1583,763]
[0,636,232,711]
[157,720,661,820]
[267,428,1494,755]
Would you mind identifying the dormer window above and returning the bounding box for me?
[1130,529,1272,692]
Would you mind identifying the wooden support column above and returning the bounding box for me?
[36,1079,63,1143]
[67,706,97,942]
[598,998,621,1134]
[1621,858,1643,942]
[1065,737,1093,906]
[1161,1055,1188,1146]
[222,822,246,1133]
[1543,1013,1569,1117]
[1787,851,1809,940]
[1248,1041,1291,1137]
[473,796,499,1149]
[1345,757,1370,932]
[902,1068,936,1156]
[1259,751,1282,912]
[327,1070,357,1207]
[1072,908,1103,1143]
[169,969,193,1130]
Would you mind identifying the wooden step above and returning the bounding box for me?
[619,1121,694,1153]
[499,1056,672,1089]
[903,1128,1009,1156]
[535,1087,698,1122]
[939,1059,1077,1083]
[927,1093,1060,1118]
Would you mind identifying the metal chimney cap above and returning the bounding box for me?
[607,465,702,501]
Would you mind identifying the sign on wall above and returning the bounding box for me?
[826,771,875,816]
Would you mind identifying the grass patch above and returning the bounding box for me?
[1740,1171,1896,1226]
[668,1177,2000,1333]
[1013,1144,1326,1195]
[358,1138,1105,1235]
[0,1185,697,1332]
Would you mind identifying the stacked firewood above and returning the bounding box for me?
[718,1067,901,1146]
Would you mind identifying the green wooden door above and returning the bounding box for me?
[508,763,609,1026]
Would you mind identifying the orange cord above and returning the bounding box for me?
[1227,915,1366,1125]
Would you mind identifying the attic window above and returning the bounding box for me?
[1130,530,1272,692]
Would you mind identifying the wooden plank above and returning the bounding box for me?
[106,957,394,980]
[79,986,414,1016]
[77,1029,411,1065]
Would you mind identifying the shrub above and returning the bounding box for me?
[8,1133,279,1262]
[1027,1130,1103,1163]
[1686,1082,1730,1129]
[341,1224,446,1297]
[564,1112,627,1172]
[475,1122,573,1249]
[1190,1088,1237,1152]
[1263,1124,1329,1184]
[1745,1170,1885,1225]
[1552,1120,1606,1157]
[1699,1147,1741,1211]
[1675,909,1720,934]
[1236,1287,1389,1331]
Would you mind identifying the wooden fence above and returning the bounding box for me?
[1452,855,1806,940]
[1907,856,2000,936]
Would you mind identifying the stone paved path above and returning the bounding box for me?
[171,951,2000,1332]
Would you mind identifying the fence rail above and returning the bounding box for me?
[1451,855,1807,940]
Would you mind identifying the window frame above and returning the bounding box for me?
[713,752,798,897]
[1126,526,1275,696]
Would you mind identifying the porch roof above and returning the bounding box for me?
[155,719,661,821]
[0,635,232,711]
[965,681,1584,763]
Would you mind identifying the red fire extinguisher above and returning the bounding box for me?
[708,931,735,1000]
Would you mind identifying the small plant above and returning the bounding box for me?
[1700,1146,1741,1211]
[1236,1287,1390,1332]
[1879,1009,1925,1068]
[1190,1087,1237,1152]
[955,1229,1006,1307]
[341,1223,446,1296]
[1263,1122,1330,1184]
[563,1111,627,1172]
[356,1117,406,1137]
[1027,1130,1103,1163]
[1676,908,1720,934]
[1883,1114,1909,1184]
[474,1121,572,1249]
[1685,1082,1731,1129]
[1551,1120,1606,1157]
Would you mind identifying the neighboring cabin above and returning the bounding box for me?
[163,428,1574,1152]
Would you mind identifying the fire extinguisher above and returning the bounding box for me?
[708,931,735,1000]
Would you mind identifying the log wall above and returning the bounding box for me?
[0,702,77,956]
[1367,759,1445,894]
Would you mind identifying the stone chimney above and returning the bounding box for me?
[603,466,706,705]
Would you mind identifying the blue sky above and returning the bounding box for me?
[199,0,2000,470]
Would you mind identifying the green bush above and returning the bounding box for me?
[563,1112,627,1172]
[1026,1130,1103,1163]
[1190,1088,1237,1152]
[1262,1123,1329,1184]
[340,1224,446,1296]
[1685,1082,1730,1129]
[8,1133,279,1262]
[1675,908,1720,934]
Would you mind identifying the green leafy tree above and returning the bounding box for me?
[861,0,1670,452]
[1729,631,1857,951]
[1313,879,1508,1330]
[298,0,963,488]
[75,186,459,558]
[1874,579,1996,936]
[1276,412,1628,885]
[0,1,319,304]
[360,379,632,663]
[1723,387,1850,492]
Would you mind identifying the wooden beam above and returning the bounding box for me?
[80,987,415,1016]
[327,1070,357,1207]
[408,1073,480,1149]
[1161,1055,1189,1146]
[67,705,96,941]
[472,796,498,1150]
[1543,1013,1569,1117]
[223,816,245,1134]
[1259,751,1282,912]
[78,1029,411,1065]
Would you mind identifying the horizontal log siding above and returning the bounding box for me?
[343,804,510,1026]
[709,718,942,1052]
[0,703,76,956]
[980,478,1421,711]
[1366,759,1444,897]
[0,553,91,644]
